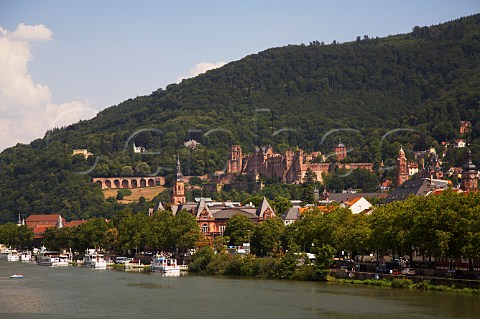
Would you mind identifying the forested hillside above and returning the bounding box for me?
[1,14,479,222]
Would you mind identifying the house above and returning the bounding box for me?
[171,197,276,238]
[341,197,372,214]
[25,214,88,246]
[72,149,93,158]
[282,206,301,225]
[384,178,450,203]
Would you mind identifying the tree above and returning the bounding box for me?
[271,196,292,217]
[0,223,34,249]
[172,210,201,253]
[251,217,285,256]
[224,214,255,246]
[134,162,151,176]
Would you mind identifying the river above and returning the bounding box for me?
[1,261,478,319]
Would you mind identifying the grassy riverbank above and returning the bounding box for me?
[330,276,480,295]
[187,248,480,295]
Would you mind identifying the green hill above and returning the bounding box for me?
[1,14,479,223]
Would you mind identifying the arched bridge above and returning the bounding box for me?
[92,177,166,189]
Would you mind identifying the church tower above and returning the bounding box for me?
[171,158,186,204]
[461,150,478,192]
[396,146,408,187]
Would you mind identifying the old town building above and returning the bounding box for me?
[171,197,275,239]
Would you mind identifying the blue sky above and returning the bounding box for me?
[0,0,479,151]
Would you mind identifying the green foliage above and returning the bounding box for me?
[1,14,480,223]
[251,217,285,256]
[188,246,215,272]
[0,224,34,249]
[223,214,255,246]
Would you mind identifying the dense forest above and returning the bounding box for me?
[0,14,479,222]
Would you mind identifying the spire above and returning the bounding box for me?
[176,156,183,182]
[56,215,64,228]
[17,214,22,226]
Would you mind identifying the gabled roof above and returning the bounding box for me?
[282,206,301,221]
[196,198,214,219]
[256,197,275,218]
[384,178,449,203]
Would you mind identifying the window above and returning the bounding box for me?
[219,224,226,233]
[201,224,209,233]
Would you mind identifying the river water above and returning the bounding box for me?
[1,261,478,319]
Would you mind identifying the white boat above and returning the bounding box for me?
[20,250,33,262]
[83,249,107,269]
[37,253,53,266]
[150,256,181,274]
[10,274,24,279]
[51,254,69,266]
[0,248,20,261]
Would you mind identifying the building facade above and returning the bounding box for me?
[226,145,373,184]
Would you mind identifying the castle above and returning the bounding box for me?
[226,144,373,184]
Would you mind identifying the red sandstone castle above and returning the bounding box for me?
[226,144,373,184]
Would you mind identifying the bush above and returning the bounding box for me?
[251,257,279,278]
[391,278,413,288]
[189,247,214,273]
[206,252,233,275]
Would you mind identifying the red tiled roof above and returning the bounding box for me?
[32,225,52,238]
[25,214,61,222]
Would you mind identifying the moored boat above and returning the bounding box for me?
[9,274,24,279]
[150,256,181,274]
[0,248,20,261]
[20,250,33,262]
[83,249,107,269]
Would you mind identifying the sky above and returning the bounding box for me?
[0,0,479,152]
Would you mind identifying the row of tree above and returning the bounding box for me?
[1,191,478,268]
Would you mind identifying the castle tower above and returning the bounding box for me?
[227,145,243,173]
[172,158,186,204]
[461,150,478,192]
[396,146,408,187]
[335,140,347,161]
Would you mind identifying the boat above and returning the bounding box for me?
[124,259,145,270]
[150,256,181,274]
[0,248,20,261]
[20,250,33,262]
[37,252,53,266]
[83,249,107,269]
[51,254,69,266]
[9,274,24,279]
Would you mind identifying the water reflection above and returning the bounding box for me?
[0,261,478,319]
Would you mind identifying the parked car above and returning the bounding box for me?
[389,268,401,275]
[401,268,416,275]
[446,269,463,279]
[115,257,129,264]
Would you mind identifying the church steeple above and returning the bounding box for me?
[396,145,408,187]
[176,157,184,182]
[461,150,478,192]
[172,157,186,204]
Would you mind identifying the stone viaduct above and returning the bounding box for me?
[92,177,166,190]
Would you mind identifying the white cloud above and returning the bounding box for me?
[0,23,97,151]
[178,61,226,82]
[10,23,53,42]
